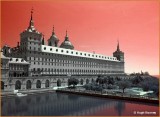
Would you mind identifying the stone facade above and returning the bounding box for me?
[1,9,125,91]
[8,58,30,77]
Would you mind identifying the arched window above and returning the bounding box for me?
[36,80,41,88]
[14,72,17,77]
[26,80,31,89]
[92,78,94,83]
[45,80,49,88]
[86,79,89,84]
[80,79,83,85]
[57,79,61,87]
[15,80,21,89]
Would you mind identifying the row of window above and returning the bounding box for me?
[29,37,40,41]
[9,58,24,62]
[9,64,28,70]
[30,61,121,69]
[32,62,121,69]
[30,58,114,65]
[43,47,117,60]
[31,68,123,73]
[21,41,40,46]
[25,51,119,65]
[29,41,41,45]
[29,47,40,51]
[28,56,118,65]
[1,62,9,68]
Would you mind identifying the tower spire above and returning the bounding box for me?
[52,25,55,35]
[31,7,33,20]
[66,30,68,37]
[117,40,120,51]
[65,30,69,41]
[28,8,35,30]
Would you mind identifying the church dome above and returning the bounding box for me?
[60,31,74,50]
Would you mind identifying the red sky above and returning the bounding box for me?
[1,1,159,75]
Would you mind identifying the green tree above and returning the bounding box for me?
[118,80,131,93]
[108,77,115,85]
[68,78,79,88]
[144,71,149,75]
[131,75,143,85]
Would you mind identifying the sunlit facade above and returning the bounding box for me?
[1,9,125,90]
[2,9,125,77]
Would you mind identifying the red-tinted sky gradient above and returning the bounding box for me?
[1,1,159,75]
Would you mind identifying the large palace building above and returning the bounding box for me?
[1,10,125,90]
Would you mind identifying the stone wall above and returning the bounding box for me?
[1,75,98,91]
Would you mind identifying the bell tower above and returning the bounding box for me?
[113,41,124,62]
[20,8,42,53]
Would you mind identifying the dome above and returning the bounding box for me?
[48,27,59,47]
[60,31,74,50]
[60,40,74,49]
[48,26,59,42]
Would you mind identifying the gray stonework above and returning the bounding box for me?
[1,75,132,91]
[2,75,98,91]
[1,9,125,91]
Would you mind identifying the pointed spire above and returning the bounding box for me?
[65,30,69,41]
[52,25,55,35]
[31,7,33,20]
[66,30,68,37]
[117,40,120,51]
[28,7,35,30]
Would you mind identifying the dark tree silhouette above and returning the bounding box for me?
[108,77,115,85]
[118,81,131,93]
[131,75,143,85]
[68,78,79,88]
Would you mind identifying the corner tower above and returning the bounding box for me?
[113,41,124,62]
[20,8,43,55]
